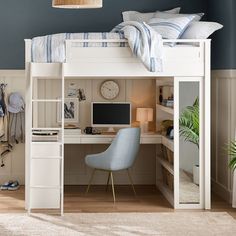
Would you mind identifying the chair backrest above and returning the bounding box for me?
[105,128,141,171]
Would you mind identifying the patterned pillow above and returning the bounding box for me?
[122,7,181,22]
[148,16,195,39]
[154,12,204,22]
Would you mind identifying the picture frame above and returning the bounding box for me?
[57,98,79,123]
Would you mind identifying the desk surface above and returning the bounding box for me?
[64,133,173,150]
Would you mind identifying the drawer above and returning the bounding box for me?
[31,159,60,187]
[80,137,114,144]
[32,143,61,157]
[141,137,162,144]
[30,188,60,209]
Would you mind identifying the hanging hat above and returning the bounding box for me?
[8,92,25,113]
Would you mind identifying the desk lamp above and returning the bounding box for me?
[136,108,153,133]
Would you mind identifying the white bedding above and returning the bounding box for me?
[31,32,128,63]
[31,22,163,72]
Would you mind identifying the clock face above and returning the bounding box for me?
[100,80,120,100]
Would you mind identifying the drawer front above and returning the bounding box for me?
[141,137,162,144]
[30,188,60,209]
[31,159,60,187]
[32,143,61,157]
[80,137,113,144]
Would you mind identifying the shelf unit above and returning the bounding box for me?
[156,78,175,207]
[156,104,174,115]
[157,156,174,175]
[162,136,174,152]
[27,65,64,215]
[156,180,174,206]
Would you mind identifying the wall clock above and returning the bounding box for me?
[100,80,120,100]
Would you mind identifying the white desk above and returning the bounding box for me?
[64,133,173,151]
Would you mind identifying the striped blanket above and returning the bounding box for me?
[31,22,163,72]
[112,21,163,72]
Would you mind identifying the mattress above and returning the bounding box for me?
[31,33,129,63]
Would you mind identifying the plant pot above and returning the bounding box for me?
[193,165,199,185]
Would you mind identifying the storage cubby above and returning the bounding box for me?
[155,78,175,204]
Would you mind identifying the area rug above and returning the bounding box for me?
[0,212,236,236]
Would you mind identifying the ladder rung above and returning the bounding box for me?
[32,128,62,131]
[30,186,61,189]
[31,156,62,160]
[32,99,62,102]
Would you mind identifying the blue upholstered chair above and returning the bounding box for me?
[85,128,141,202]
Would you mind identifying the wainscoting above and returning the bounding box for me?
[2,69,234,201]
[0,70,25,184]
[0,70,158,185]
[211,70,236,203]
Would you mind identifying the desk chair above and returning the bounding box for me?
[85,128,141,203]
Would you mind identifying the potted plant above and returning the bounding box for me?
[227,141,236,207]
[179,97,199,185]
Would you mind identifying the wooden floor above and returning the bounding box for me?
[0,185,236,219]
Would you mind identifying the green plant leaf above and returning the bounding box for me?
[179,97,199,148]
[227,141,236,170]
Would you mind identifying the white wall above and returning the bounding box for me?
[211,70,236,203]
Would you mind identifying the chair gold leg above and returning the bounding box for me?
[106,172,111,192]
[127,169,136,196]
[110,172,116,203]
[86,169,96,194]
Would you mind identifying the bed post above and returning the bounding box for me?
[25,39,32,211]
[204,40,211,210]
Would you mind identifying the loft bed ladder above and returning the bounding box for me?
[27,63,65,215]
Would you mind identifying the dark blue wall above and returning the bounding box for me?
[0,0,212,69]
[207,0,235,69]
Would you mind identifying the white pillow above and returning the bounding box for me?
[154,12,204,21]
[148,16,194,39]
[122,7,181,22]
[181,21,223,39]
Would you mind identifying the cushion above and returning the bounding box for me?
[154,12,204,22]
[181,21,223,39]
[148,16,195,39]
[122,7,181,22]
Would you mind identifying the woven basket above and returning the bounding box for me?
[52,0,102,8]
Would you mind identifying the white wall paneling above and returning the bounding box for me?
[0,71,158,185]
[211,70,236,203]
[0,70,25,184]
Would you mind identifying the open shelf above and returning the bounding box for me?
[157,157,174,175]
[156,180,174,207]
[156,104,174,115]
[162,136,174,152]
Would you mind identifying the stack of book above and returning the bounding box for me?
[162,99,174,108]
[32,130,59,142]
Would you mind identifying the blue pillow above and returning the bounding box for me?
[148,16,195,39]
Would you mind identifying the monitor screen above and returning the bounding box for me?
[92,103,131,127]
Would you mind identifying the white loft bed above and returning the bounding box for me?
[25,39,210,77]
[25,38,211,214]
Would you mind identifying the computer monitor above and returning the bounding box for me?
[91,102,131,131]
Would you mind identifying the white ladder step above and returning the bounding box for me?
[30,186,61,189]
[31,156,62,160]
[32,99,62,102]
[32,128,62,131]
